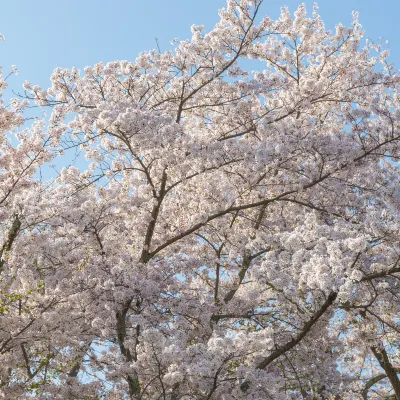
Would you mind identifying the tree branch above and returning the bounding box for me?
[241,292,337,391]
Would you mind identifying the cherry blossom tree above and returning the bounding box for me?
[0,1,400,398]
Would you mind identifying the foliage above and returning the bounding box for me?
[0,1,399,398]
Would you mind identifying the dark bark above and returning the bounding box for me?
[370,346,400,400]
[241,292,337,392]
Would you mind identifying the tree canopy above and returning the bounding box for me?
[0,1,399,398]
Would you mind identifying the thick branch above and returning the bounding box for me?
[140,170,168,263]
[241,292,337,392]
[370,346,400,399]
[0,214,21,270]
[362,370,400,400]
[223,249,267,303]
[256,292,337,370]
[116,298,141,397]
[361,257,400,282]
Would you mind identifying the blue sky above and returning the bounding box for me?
[0,0,399,95]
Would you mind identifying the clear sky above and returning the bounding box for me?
[0,0,399,98]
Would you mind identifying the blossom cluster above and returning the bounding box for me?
[0,1,399,399]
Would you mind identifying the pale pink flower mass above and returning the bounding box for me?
[0,1,398,399]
